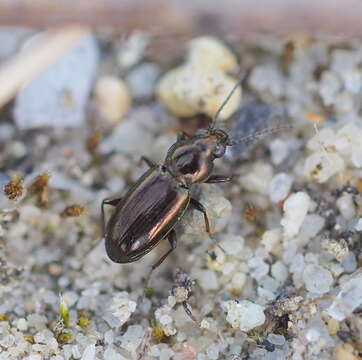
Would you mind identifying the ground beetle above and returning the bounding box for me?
[101,82,283,272]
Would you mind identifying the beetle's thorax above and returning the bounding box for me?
[165,129,228,186]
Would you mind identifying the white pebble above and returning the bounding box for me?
[94,76,131,125]
[269,138,289,165]
[206,343,220,360]
[300,214,325,237]
[72,345,82,359]
[220,235,244,255]
[25,355,42,360]
[81,344,95,360]
[341,252,357,273]
[281,192,311,238]
[104,330,114,344]
[262,228,283,256]
[336,194,356,220]
[223,300,265,332]
[328,269,362,320]
[156,37,241,120]
[305,327,320,342]
[126,62,161,100]
[159,314,173,326]
[197,270,219,291]
[248,257,269,281]
[120,325,145,354]
[267,333,285,346]
[354,218,362,231]
[160,348,174,360]
[16,318,28,331]
[303,264,333,294]
[14,34,98,129]
[271,261,288,283]
[269,173,293,203]
[249,63,284,98]
[103,347,124,360]
[319,71,341,106]
[304,151,345,183]
[239,162,273,194]
[187,37,238,72]
[231,272,247,291]
[111,292,137,327]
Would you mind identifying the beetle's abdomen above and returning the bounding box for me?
[105,169,189,263]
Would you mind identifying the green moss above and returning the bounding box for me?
[57,332,72,344]
[151,322,164,342]
[59,295,70,328]
[144,287,153,298]
[78,316,90,329]
[0,314,8,322]
[24,335,35,344]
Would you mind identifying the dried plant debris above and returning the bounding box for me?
[0,30,362,360]
[3,176,24,200]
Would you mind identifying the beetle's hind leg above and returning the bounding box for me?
[190,198,210,233]
[101,196,122,236]
[145,230,177,289]
[151,229,177,271]
[190,198,226,253]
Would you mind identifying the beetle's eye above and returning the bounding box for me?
[214,144,226,158]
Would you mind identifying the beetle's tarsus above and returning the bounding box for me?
[182,301,201,326]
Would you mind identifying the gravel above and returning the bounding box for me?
[1,32,362,360]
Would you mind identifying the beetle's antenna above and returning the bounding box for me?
[227,125,293,146]
[209,78,244,130]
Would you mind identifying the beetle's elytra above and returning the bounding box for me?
[101,82,285,271]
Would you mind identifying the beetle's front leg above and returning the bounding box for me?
[190,198,210,233]
[177,132,191,141]
[101,196,122,236]
[140,156,157,168]
[151,229,177,271]
[205,175,232,183]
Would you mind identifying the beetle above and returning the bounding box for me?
[101,82,285,272]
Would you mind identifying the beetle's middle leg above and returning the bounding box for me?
[101,197,122,236]
[205,175,232,183]
[190,198,210,233]
[151,229,177,271]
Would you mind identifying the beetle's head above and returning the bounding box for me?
[194,127,230,159]
[165,128,230,186]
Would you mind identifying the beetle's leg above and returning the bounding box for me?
[177,132,191,141]
[101,197,122,236]
[151,229,177,271]
[190,198,210,233]
[140,156,157,168]
[205,175,233,183]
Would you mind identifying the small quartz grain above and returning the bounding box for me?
[269,172,293,203]
[303,264,333,294]
[281,192,310,238]
[223,300,265,332]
